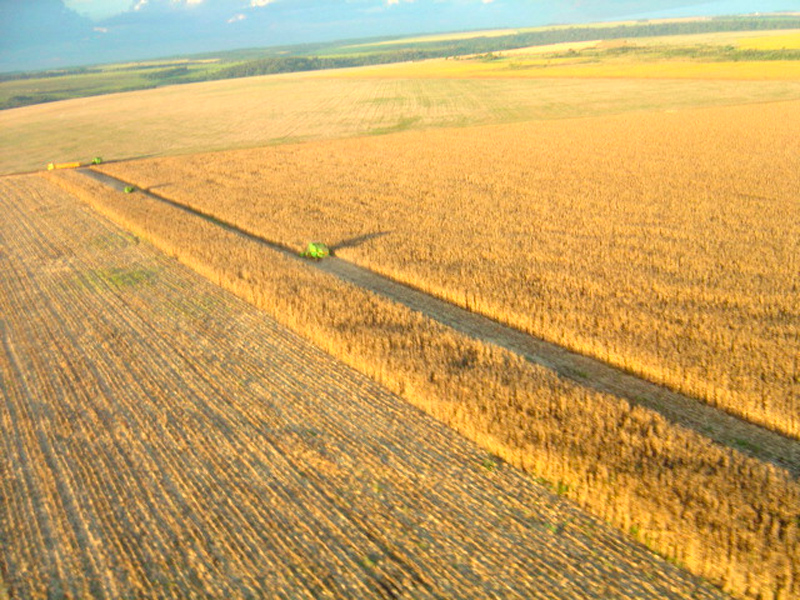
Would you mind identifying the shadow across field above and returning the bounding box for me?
[330,231,393,253]
[144,183,174,193]
[82,168,297,258]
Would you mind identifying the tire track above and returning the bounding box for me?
[79,168,800,478]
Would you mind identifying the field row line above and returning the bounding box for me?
[0,178,456,597]
[78,168,800,479]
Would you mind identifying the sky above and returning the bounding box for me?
[1,0,799,73]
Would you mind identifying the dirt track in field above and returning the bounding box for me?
[0,175,731,598]
[81,168,800,479]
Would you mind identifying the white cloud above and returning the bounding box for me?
[250,0,278,6]
[134,0,205,8]
[63,0,131,21]
[228,13,247,22]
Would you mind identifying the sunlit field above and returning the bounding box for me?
[4,19,800,600]
[96,99,800,440]
[737,29,800,49]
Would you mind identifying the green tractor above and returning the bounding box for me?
[300,242,330,260]
[92,157,103,165]
[123,185,135,194]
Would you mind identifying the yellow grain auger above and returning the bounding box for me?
[47,162,82,170]
[46,157,102,170]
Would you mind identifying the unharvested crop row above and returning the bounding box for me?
[52,169,800,599]
[96,99,800,440]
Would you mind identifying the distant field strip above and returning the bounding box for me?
[51,167,800,600]
[340,57,800,80]
[80,168,800,478]
[3,74,800,176]
[739,30,800,49]
[0,174,734,599]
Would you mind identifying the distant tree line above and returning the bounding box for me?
[209,16,800,80]
[3,15,800,109]
[142,66,192,81]
[572,44,800,61]
[210,50,434,80]
[2,94,61,109]
[0,62,195,84]
[0,66,101,83]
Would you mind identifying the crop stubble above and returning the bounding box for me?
[0,174,741,598]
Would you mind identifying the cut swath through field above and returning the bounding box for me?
[93,99,800,442]
[52,165,800,600]
[79,167,800,478]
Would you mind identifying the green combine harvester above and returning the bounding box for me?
[301,242,330,259]
[46,156,102,170]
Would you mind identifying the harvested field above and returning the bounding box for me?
[0,174,736,599]
[3,72,800,176]
[95,99,800,441]
[51,167,800,600]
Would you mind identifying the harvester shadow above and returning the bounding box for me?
[145,183,174,193]
[93,154,159,167]
[80,169,296,256]
[330,231,392,254]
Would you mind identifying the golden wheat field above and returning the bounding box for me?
[51,158,800,600]
[4,28,800,600]
[3,67,800,176]
[738,30,800,49]
[2,174,742,599]
[96,99,800,442]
